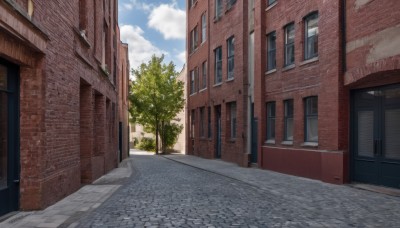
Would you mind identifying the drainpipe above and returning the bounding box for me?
[341,0,347,73]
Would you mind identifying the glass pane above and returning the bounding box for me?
[306,116,318,142]
[385,109,400,160]
[268,118,275,140]
[228,58,234,78]
[0,92,7,188]
[307,97,318,115]
[286,25,295,44]
[357,111,374,157]
[268,32,276,50]
[285,44,295,65]
[285,100,294,117]
[0,65,7,90]
[286,117,294,141]
[307,15,319,38]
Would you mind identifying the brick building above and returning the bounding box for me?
[0,0,129,217]
[118,41,130,161]
[187,0,400,189]
[186,0,255,166]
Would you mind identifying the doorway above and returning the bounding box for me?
[215,105,221,158]
[0,58,19,217]
[352,84,400,188]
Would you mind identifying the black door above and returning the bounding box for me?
[0,59,19,217]
[251,103,258,163]
[119,122,122,162]
[215,106,221,158]
[352,84,400,188]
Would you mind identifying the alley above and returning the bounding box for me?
[75,153,400,227]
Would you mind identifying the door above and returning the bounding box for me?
[352,84,400,188]
[215,106,221,158]
[251,103,258,163]
[119,122,122,162]
[0,59,19,217]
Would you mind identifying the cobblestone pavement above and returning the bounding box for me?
[76,153,400,228]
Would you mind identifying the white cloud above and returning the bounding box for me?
[148,4,186,40]
[177,51,186,64]
[120,25,167,71]
[120,0,153,12]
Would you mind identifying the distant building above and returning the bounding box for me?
[186,0,400,189]
[0,0,129,216]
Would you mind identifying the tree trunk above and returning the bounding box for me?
[155,118,159,154]
[161,120,166,154]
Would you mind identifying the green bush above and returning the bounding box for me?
[137,137,156,151]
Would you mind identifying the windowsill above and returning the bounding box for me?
[265,69,277,75]
[225,4,236,14]
[199,88,207,93]
[189,92,197,97]
[281,140,293,146]
[265,2,278,11]
[226,77,234,82]
[99,65,110,77]
[301,142,318,148]
[213,82,223,87]
[265,139,275,145]
[300,57,319,67]
[213,17,221,23]
[228,138,236,143]
[189,48,198,57]
[282,64,295,72]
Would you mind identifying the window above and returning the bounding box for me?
[201,13,207,43]
[208,107,212,138]
[305,13,319,60]
[267,102,276,141]
[189,0,197,8]
[284,100,294,141]
[202,61,207,89]
[191,110,195,138]
[227,36,235,79]
[79,0,88,34]
[214,47,222,84]
[227,0,237,9]
[195,67,200,92]
[215,0,223,19]
[268,0,276,6]
[228,102,237,139]
[190,69,195,94]
[190,26,198,53]
[267,31,276,71]
[305,97,318,142]
[200,107,205,137]
[284,23,295,66]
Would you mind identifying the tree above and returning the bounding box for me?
[129,55,184,154]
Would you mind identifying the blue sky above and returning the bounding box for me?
[118,0,186,74]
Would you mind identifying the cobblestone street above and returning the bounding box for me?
[76,152,400,227]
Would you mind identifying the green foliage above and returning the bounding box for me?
[129,55,184,154]
[162,122,184,150]
[137,137,156,151]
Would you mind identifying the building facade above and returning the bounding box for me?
[187,0,400,189]
[186,0,255,167]
[118,41,130,161]
[0,0,129,217]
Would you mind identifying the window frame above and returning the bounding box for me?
[190,26,198,53]
[284,99,294,141]
[304,96,318,142]
[202,61,207,89]
[266,102,276,141]
[284,23,295,66]
[191,109,196,138]
[208,107,212,138]
[227,36,235,79]
[304,12,319,60]
[268,0,276,6]
[215,0,223,19]
[201,12,207,43]
[189,69,195,94]
[267,31,276,71]
[214,46,222,84]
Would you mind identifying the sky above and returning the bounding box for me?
[118,0,186,75]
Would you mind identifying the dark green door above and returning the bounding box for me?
[0,58,19,216]
[352,84,400,188]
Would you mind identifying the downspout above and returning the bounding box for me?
[341,0,347,73]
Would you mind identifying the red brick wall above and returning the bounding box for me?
[254,0,346,183]
[0,0,122,210]
[187,0,249,167]
[345,0,400,87]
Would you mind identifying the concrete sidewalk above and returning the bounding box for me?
[0,156,134,228]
